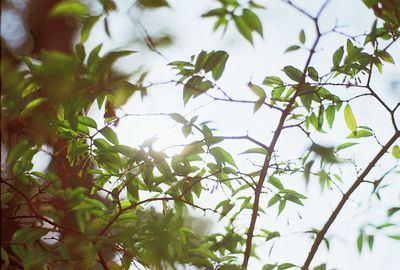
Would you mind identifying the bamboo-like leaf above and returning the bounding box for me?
[344,104,357,132]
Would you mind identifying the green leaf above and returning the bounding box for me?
[113,81,140,107]
[169,113,187,124]
[209,147,237,167]
[75,43,86,62]
[278,200,286,215]
[21,98,46,116]
[285,45,301,52]
[182,124,192,137]
[357,232,364,253]
[268,195,280,207]
[240,147,268,155]
[388,207,400,217]
[263,76,283,86]
[283,66,303,82]
[1,247,9,267]
[388,234,400,240]
[392,145,400,159]
[367,235,374,250]
[266,231,280,241]
[202,8,227,17]
[233,15,253,44]
[138,0,169,8]
[80,16,100,43]
[78,116,97,129]
[336,142,358,151]
[183,76,212,104]
[248,82,266,98]
[325,105,335,128]
[307,66,319,81]
[194,50,209,71]
[313,264,326,270]
[346,130,373,138]
[344,104,357,132]
[332,46,344,67]
[269,176,283,190]
[377,50,395,64]
[6,139,33,164]
[203,51,229,80]
[50,0,89,17]
[254,98,264,113]
[100,127,119,145]
[286,195,304,206]
[1,192,14,208]
[278,263,296,270]
[299,29,306,44]
[242,8,263,36]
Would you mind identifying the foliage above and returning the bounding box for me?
[1,0,399,269]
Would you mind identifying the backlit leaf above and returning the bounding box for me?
[233,15,253,44]
[344,104,357,132]
[242,8,263,36]
[283,66,303,82]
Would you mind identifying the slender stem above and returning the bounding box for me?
[241,5,325,266]
[302,130,400,269]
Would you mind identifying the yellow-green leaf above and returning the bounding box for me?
[392,145,400,159]
[344,104,357,132]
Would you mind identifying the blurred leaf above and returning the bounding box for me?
[80,16,100,43]
[388,235,400,240]
[51,0,89,17]
[336,142,358,151]
[78,116,97,129]
[367,235,374,250]
[388,207,400,217]
[138,0,169,8]
[248,82,266,98]
[21,98,46,116]
[242,8,263,36]
[346,130,373,138]
[285,45,301,52]
[240,147,268,155]
[210,147,237,167]
[357,232,363,253]
[278,200,286,215]
[170,113,187,124]
[392,145,400,159]
[278,263,296,270]
[233,15,253,44]
[299,29,306,44]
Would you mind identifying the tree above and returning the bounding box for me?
[1,0,399,269]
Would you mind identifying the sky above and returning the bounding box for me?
[1,0,399,269]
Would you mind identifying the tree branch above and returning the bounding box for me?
[302,130,400,269]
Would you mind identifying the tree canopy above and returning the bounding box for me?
[1,0,400,269]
